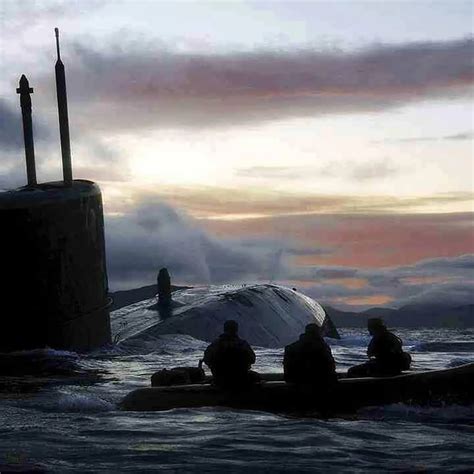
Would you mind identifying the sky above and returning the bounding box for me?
[1,0,473,311]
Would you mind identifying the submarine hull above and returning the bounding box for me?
[112,284,339,349]
[0,180,111,351]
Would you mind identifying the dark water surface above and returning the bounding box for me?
[1,328,473,473]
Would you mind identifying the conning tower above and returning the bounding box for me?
[0,29,111,351]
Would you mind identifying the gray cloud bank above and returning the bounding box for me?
[37,37,473,130]
[0,99,56,189]
[294,255,474,310]
[0,98,129,189]
[105,197,317,289]
[3,37,471,188]
[0,99,51,151]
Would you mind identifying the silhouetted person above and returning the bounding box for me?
[157,267,172,307]
[284,323,337,387]
[347,318,411,378]
[203,320,257,388]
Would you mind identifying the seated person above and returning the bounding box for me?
[203,320,257,388]
[348,318,411,378]
[283,323,337,387]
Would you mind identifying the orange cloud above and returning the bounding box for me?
[324,278,368,289]
[206,212,474,268]
[104,183,473,219]
[332,295,394,306]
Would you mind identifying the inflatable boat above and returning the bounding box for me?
[120,362,474,414]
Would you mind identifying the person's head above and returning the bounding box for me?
[223,320,239,336]
[367,318,386,335]
[304,323,322,338]
[158,267,169,278]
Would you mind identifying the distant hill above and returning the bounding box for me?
[109,284,188,311]
[324,304,474,328]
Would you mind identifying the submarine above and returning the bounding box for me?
[1,28,337,355]
[111,283,340,349]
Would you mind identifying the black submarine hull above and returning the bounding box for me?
[120,362,474,414]
[0,180,111,351]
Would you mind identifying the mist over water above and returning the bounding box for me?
[1,328,473,473]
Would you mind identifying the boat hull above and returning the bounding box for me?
[120,363,474,414]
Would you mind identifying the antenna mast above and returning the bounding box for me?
[55,27,73,186]
[16,75,37,186]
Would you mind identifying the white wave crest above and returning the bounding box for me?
[51,391,115,413]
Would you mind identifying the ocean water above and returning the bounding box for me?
[1,328,473,473]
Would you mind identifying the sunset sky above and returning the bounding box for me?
[1,0,473,310]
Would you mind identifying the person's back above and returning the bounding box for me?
[204,320,256,388]
[348,318,411,377]
[284,324,336,386]
[369,328,403,364]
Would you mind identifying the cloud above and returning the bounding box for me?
[205,211,474,306]
[36,37,473,130]
[111,184,474,219]
[1,0,106,34]
[378,130,474,144]
[447,131,474,141]
[395,254,474,275]
[0,100,128,189]
[235,158,400,182]
[0,99,58,189]
[394,281,474,307]
[71,135,130,183]
[104,196,326,289]
[235,166,314,181]
[293,255,474,310]
[0,99,52,151]
[346,159,398,181]
[101,191,474,310]
[302,267,359,279]
[0,165,29,190]
[0,100,24,151]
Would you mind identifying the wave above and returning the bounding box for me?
[414,341,474,353]
[20,389,116,413]
[0,347,84,378]
[358,402,474,424]
[1,347,79,359]
[90,333,208,357]
[53,391,115,413]
[446,357,474,367]
[330,335,370,347]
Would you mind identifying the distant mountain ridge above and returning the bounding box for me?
[324,304,474,328]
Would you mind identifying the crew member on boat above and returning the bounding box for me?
[203,320,257,388]
[348,318,411,377]
[283,323,337,386]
